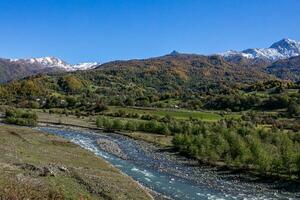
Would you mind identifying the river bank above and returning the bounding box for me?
[0,124,154,200]
[37,123,300,200]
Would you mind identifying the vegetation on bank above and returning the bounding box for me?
[95,114,300,179]
[1,104,299,179]
[96,116,171,135]
[4,108,37,126]
[172,120,300,178]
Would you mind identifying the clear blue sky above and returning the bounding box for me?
[0,0,299,63]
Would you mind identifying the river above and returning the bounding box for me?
[37,126,300,200]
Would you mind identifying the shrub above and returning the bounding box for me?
[5,109,37,126]
[287,102,300,117]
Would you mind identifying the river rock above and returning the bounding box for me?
[96,138,127,160]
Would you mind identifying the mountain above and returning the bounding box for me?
[11,57,99,71]
[0,52,277,105]
[94,52,273,84]
[1,38,299,84]
[220,38,300,61]
[267,55,300,81]
[0,56,99,83]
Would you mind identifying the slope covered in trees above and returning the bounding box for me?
[1,53,299,115]
[267,55,300,81]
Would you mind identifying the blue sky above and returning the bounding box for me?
[0,0,299,63]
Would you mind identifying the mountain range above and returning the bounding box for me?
[0,57,98,83]
[220,38,300,61]
[0,38,300,83]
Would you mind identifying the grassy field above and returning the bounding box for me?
[108,106,240,121]
[117,131,173,147]
[0,107,241,148]
[36,110,97,128]
[0,105,241,122]
[0,125,152,200]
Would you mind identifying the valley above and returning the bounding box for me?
[0,38,300,200]
[1,1,300,199]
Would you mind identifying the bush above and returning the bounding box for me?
[96,116,173,135]
[287,102,300,117]
[5,109,37,126]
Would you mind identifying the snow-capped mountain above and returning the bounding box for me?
[11,56,99,71]
[0,56,100,83]
[72,62,99,70]
[220,38,300,61]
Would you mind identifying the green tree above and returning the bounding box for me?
[112,119,123,130]
[287,101,300,116]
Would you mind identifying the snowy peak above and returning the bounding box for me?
[270,38,300,49]
[269,38,300,56]
[20,57,71,70]
[220,38,300,61]
[29,57,68,67]
[11,56,99,71]
[72,62,99,70]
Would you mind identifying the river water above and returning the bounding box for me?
[37,127,300,200]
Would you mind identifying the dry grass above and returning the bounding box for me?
[0,177,65,200]
[0,125,152,200]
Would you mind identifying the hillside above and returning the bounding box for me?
[0,125,152,199]
[1,52,300,114]
[267,55,300,81]
[0,53,277,102]
[97,53,273,83]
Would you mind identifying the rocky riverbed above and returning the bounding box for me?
[96,138,128,160]
[38,125,300,200]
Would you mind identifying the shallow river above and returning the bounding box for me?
[37,127,299,200]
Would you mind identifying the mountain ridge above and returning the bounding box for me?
[10,56,99,71]
[220,38,300,61]
[1,38,300,83]
[0,56,99,83]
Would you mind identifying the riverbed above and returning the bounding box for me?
[37,126,300,200]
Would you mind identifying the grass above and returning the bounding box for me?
[117,131,173,147]
[36,111,97,128]
[0,125,152,200]
[108,106,238,121]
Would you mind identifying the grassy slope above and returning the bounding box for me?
[0,125,152,200]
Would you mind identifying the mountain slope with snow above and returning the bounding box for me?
[220,38,300,61]
[0,56,99,83]
[11,57,99,71]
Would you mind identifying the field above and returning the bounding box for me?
[108,106,241,121]
[117,131,173,147]
[36,110,97,128]
[0,124,152,200]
